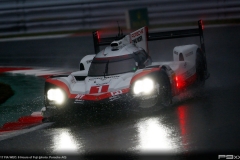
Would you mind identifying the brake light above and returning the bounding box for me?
[200,20,204,30]
[175,76,185,88]
[97,31,100,41]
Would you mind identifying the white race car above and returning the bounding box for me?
[42,20,209,119]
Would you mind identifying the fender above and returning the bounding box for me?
[156,65,178,96]
[173,44,198,64]
[79,54,95,71]
[130,67,160,84]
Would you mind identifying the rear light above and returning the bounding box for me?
[97,31,100,42]
[200,20,204,30]
[175,76,185,88]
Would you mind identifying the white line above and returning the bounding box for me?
[7,69,46,74]
[34,70,70,76]
[6,68,71,76]
[6,70,33,74]
[0,122,54,141]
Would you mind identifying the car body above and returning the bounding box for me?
[42,20,209,119]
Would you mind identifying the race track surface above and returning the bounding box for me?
[0,25,240,159]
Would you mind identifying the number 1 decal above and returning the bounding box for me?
[90,85,109,94]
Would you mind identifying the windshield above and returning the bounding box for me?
[88,56,137,76]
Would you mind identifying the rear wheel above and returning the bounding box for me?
[196,49,206,86]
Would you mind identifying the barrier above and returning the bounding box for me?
[0,0,240,37]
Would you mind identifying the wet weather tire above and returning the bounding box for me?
[42,108,57,122]
[158,70,172,107]
[42,107,68,122]
[196,49,206,86]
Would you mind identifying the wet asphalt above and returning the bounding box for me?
[0,25,240,159]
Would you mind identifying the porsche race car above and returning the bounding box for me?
[42,20,209,119]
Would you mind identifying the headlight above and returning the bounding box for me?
[47,88,65,104]
[133,78,154,94]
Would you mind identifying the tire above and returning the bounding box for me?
[42,108,57,122]
[157,70,172,107]
[42,107,68,122]
[196,49,206,86]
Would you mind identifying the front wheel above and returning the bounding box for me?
[42,106,68,122]
[157,70,172,107]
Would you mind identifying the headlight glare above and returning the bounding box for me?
[143,78,154,93]
[133,80,143,94]
[133,78,154,94]
[47,88,65,104]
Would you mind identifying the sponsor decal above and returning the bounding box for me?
[185,51,193,57]
[86,60,92,64]
[88,76,119,81]
[109,90,123,101]
[74,94,85,103]
[111,90,123,96]
[109,95,120,101]
[90,85,109,94]
[131,29,144,38]
[70,75,76,84]
[96,82,110,85]
[74,101,84,104]
[132,36,142,44]
[75,94,84,100]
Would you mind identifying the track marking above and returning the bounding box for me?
[0,67,72,79]
[0,122,54,141]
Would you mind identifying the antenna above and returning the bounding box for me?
[115,21,124,40]
[117,21,120,37]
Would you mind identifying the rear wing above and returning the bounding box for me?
[92,20,205,54]
[92,32,116,54]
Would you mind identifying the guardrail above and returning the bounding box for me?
[0,0,240,37]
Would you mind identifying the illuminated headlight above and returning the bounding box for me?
[47,88,65,104]
[133,78,154,94]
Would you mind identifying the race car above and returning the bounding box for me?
[42,20,209,119]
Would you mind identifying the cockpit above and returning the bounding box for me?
[88,49,151,77]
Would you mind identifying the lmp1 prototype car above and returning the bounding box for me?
[42,20,209,119]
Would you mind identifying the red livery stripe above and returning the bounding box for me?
[46,78,73,98]
[130,67,160,84]
[0,115,43,132]
[0,67,32,73]
[81,88,129,101]
[89,85,109,94]
[46,78,130,101]
[176,73,197,89]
